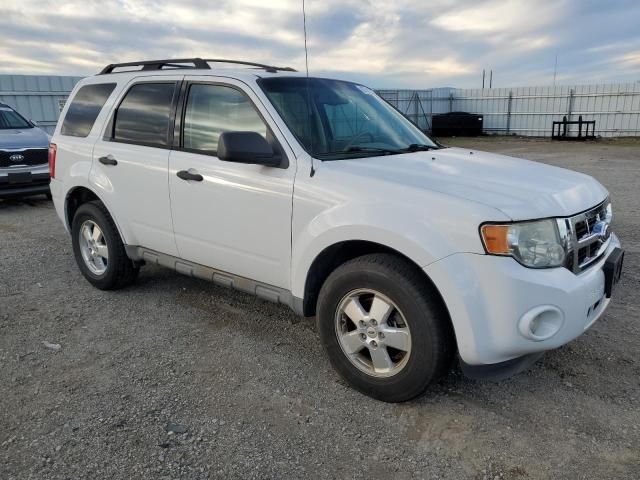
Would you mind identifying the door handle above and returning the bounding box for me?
[177,170,203,182]
[98,155,118,166]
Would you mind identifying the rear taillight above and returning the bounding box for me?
[48,143,57,178]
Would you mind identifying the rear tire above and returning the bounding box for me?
[71,201,139,290]
[317,253,454,402]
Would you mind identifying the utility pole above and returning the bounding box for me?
[553,53,558,86]
[482,69,485,89]
[489,70,493,88]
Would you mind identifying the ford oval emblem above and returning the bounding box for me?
[592,220,610,241]
[9,153,25,163]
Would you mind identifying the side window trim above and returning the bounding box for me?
[172,80,189,149]
[174,80,288,168]
[107,80,181,150]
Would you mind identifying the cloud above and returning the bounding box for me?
[0,0,639,88]
[430,0,565,34]
[617,52,640,67]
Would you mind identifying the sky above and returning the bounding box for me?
[1,0,639,89]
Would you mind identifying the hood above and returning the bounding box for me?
[0,126,50,150]
[335,147,608,220]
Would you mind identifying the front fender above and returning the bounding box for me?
[290,198,503,299]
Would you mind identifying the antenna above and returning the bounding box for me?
[302,0,315,177]
[302,0,310,78]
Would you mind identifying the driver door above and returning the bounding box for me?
[168,77,295,289]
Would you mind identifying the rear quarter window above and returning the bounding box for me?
[61,83,116,137]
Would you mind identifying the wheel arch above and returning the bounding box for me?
[65,186,99,229]
[64,186,128,244]
[299,239,454,332]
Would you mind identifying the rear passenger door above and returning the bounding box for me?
[91,77,182,256]
[168,77,295,289]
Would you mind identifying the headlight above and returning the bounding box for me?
[480,219,570,268]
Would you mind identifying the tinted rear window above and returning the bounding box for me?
[113,82,176,147]
[61,83,116,137]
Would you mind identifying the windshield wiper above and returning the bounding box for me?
[342,146,405,155]
[314,144,438,160]
[403,143,439,152]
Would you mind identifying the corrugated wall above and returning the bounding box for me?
[2,74,637,138]
[378,83,640,137]
[0,75,83,134]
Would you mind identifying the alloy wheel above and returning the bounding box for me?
[335,289,412,378]
[78,220,109,275]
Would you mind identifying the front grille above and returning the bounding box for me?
[567,200,611,273]
[573,202,608,242]
[574,221,587,240]
[0,149,48,168]
[577,242,601,266]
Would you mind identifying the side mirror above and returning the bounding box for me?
[217,131,281,167]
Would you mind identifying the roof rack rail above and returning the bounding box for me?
[98,58,297,75]
[203,59,297,73]
[99,58,209,74]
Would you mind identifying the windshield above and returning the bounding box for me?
[258,77,439,159]
[0,107,32,129]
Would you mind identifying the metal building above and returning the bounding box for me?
[0,75,83,134]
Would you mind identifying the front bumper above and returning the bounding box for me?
[425,233,622,367]
[0,164,50,198]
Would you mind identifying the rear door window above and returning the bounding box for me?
[61,83,116,137]
[113,82,176,147]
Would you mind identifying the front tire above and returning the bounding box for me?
[317,253,454,402]
[71,201,139,290]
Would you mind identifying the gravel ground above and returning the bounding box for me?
[1,137,639,479]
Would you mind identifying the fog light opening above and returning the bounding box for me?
[519,306,564,341]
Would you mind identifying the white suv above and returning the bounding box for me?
[50,58,624,402]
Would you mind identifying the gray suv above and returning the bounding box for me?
[0,102,51,199]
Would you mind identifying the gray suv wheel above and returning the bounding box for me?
[71,201,139,290]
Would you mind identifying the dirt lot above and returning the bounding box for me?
[1,137,639,479]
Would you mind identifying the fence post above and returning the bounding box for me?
[566,88,575,136]
[429,90,433,133]
[567,89,575,121]
[506,90,513,134]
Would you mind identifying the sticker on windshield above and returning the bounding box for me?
[355,85,375,95]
